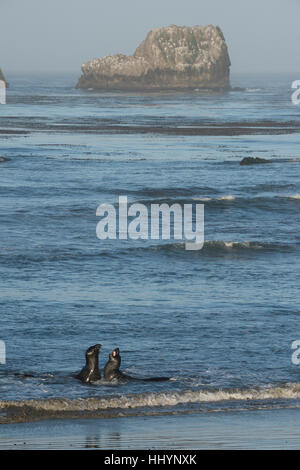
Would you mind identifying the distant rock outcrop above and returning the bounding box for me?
[0,68,8,87]
[76,24,231,91]
[240,157,270,166]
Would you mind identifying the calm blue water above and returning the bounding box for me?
[0,74,300,422]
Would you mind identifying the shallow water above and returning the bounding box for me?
[1,408,300,449]
[0,73,300,423]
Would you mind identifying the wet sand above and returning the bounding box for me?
[1,408,300,449]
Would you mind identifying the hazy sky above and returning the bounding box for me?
[0,0,299,75]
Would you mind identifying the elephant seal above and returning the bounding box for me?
[103,347,169,382]
[103,347,126,381]
[76,344,101,384]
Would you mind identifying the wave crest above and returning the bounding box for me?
[1,383,300,423]
[154,240,294,255]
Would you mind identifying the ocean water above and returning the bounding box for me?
[0,73,300,424]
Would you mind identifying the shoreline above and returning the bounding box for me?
[1,407,300,449]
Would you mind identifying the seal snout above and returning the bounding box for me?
[86,343,102,356]
[90,343,101,351]
[112,348,119,357]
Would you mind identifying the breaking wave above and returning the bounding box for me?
[193,195,235,202]
[0,239,295,267]
[1,383,300,424]
[152,240,294,255]
[246,88,263,92]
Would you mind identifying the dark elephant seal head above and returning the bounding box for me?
[76,344,101,384]
[109,347,121,365]
[103,347,123,381]
[85,343,101,363]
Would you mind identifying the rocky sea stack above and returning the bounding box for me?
[76,24,231,91]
